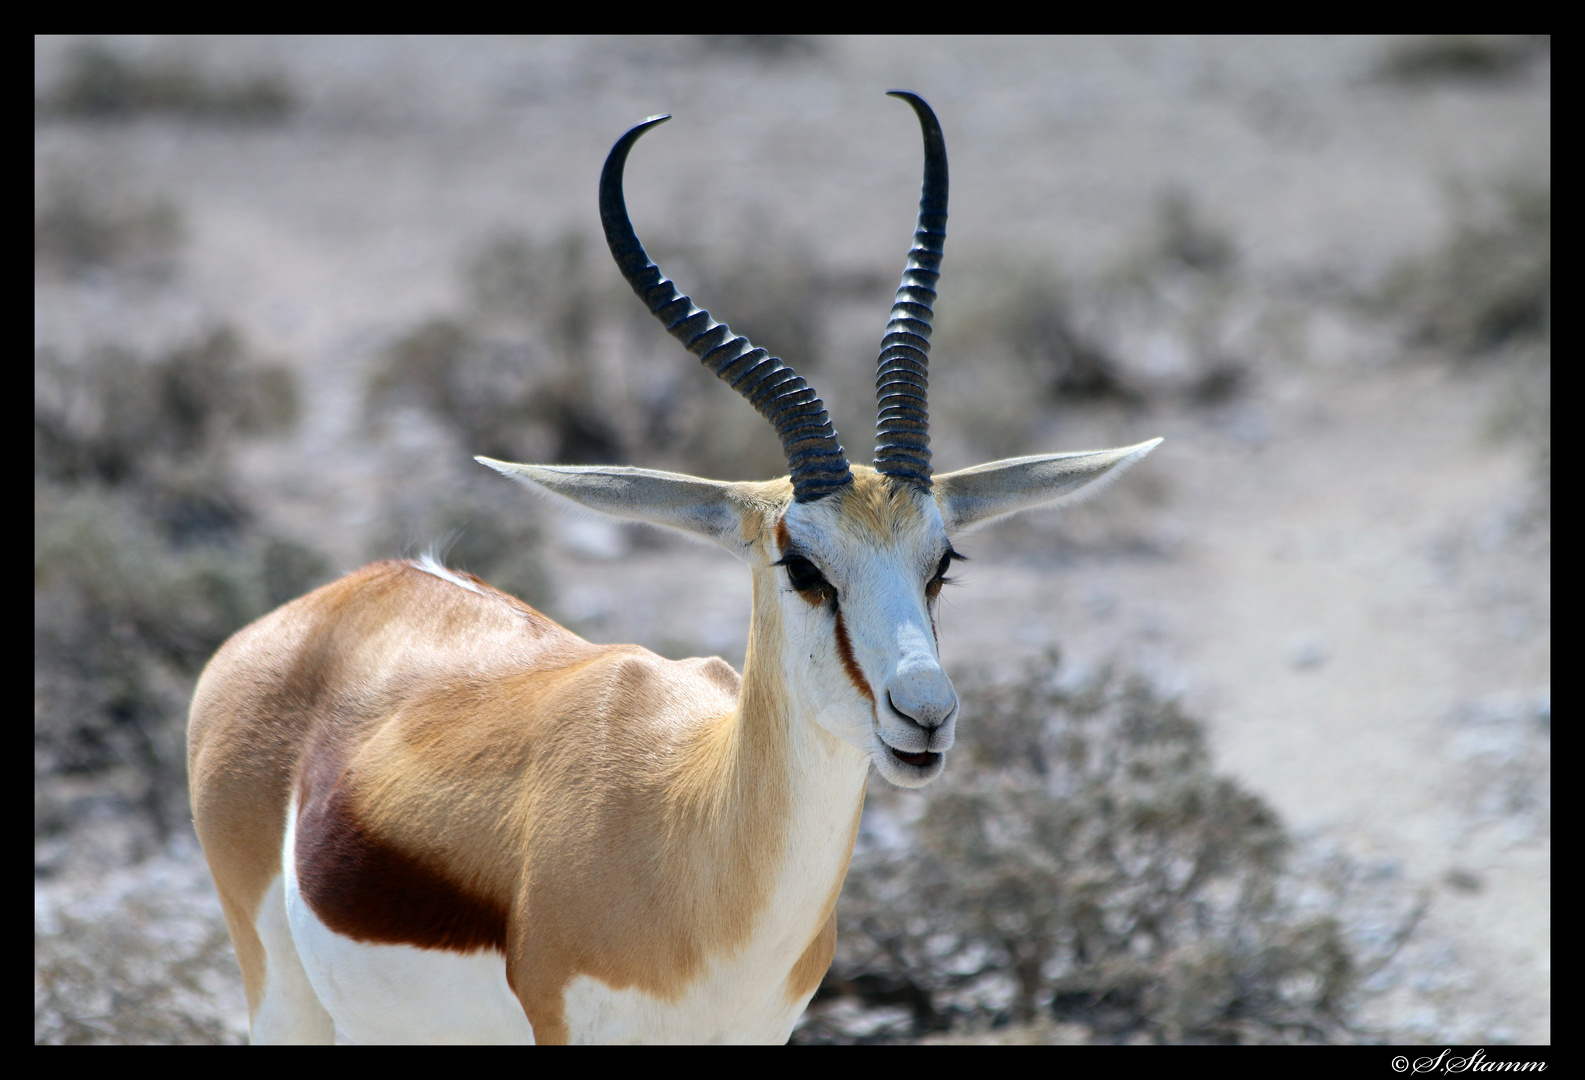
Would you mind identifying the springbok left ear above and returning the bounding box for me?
[934,439,1162,535]
[476,458,754,554]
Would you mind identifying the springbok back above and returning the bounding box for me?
[188,92,1160,1044]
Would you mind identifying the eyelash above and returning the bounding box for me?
[928,549,966,597]
[775,554,833,600]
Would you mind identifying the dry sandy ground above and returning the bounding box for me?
[35,36,1548,1043]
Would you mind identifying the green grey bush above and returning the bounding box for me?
[34,174,182,277]
[1377,36,1546,85]
[1380,176,1550,496]
[34,329,322,840]
[368,230,843,484]
[801,656,1357,1044]
[42,40,293,122]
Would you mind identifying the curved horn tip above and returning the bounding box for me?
[608,115,672,157]
[602,115,674,197]
[885,90,935,113]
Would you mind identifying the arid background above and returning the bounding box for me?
[35,36,1549,1044]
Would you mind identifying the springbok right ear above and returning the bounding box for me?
[934,438,1161,535]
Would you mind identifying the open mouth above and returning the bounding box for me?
[888,747,941,768]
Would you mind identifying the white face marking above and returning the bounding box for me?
[777,495,958,788]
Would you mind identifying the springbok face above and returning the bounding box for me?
[775,470,958,786]
[483,91,1159,791]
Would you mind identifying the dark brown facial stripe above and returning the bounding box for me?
[774,517,791,556]
[294,747,508,955]
[831,606,874,704]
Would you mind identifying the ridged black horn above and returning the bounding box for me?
[600,115,853,503]
[873,90,947,490]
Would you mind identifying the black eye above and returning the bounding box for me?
[779,554,830,595]
[927,548,965,598]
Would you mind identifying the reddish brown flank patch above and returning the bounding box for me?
[294,744,508,955]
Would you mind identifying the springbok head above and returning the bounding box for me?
[481,92,1159,787]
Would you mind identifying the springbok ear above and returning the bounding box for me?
[934,438,1162,535]
[477,459,753,554]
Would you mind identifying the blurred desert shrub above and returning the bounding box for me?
[1377,35,1548,84]
[1383,176,1550,490]
[798,657,1357,1044]
[35,328,326,841]
[1388,180,1550,359]
[372,234,621,467]
[367,229,844,487]
[39,39,293,122]
[694,35,824,62]
[35,171,182,278]
[934,189,1246,461]
[931,258,1137,460]
[1098,190,1249,404]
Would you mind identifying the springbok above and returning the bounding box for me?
[188,91,1159,1044]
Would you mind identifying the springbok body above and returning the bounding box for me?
[189,93,1159,1043]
